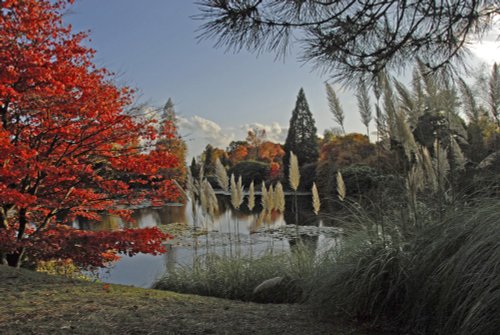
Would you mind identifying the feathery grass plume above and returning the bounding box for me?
[458,78,480,123]
[202,179,218,218]
[395,110,418,161]
[433,140,450,188]
[406,165,424,225]
[214,158,228,192]
[237,175,244,208]
[247,180,255,211]
[394,79,421,128]
[261,182,268,212]
[411,66,426,115]
[419,146,438,191]
[449,136,466,170]
[274,181,285,213]
[199,179,208,214]
[267,184,275,211]
[489,63,500,125]
[356,80,372,137]
[312,182,321,215]
[375,103,389,141]
[198,162,205,182]
[336,171,346,201]
[380,71,398,139]
[230,174,240,209]
[326,83,345,134]
[186,168,197,199]
[417,60,441,108]
[288,151,300,191]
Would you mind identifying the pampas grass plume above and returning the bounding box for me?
[274,181,285,213]
[247,181,255,211]
[261,182,268,212]
[289,151,300,191]
[312,182,321,215]
[337,171,346,201]
[215,158,229,192]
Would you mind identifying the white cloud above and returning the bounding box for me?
[240,122,288,144]
[177,115,235,160]
[177,116,288,160]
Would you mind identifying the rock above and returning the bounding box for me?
[252,276,302,304]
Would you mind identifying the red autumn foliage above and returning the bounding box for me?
[268,162,282,181]
[0,224,172,268]
[258,141,285,163]
[228,143,249,165]
[0,0,181,267]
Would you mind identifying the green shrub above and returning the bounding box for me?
[228,160,269,187]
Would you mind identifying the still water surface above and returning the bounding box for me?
[76,196,339,288]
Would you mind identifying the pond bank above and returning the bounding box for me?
[0,265,375,335]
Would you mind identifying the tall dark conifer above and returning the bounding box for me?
[284,88,319,180]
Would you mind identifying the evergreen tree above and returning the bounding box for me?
[190,157,200,180]
[284,88,319,183]
[157,98,187,185]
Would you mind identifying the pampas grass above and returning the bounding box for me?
[336,171,346,201]
[274,181,285,213]
[267,184,275,211]
[261,182,268,212]
[230,174,243,210]
[247,181,255,211]
[312,183,320,215]
[434,140,450,189]
[306,201,500,335]
[449,136,466,171]
[288,151,300,191]
[201,179,218,218]
[214,158,229,192]
[153,243,321,302]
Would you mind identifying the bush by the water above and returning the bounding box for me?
[227,160,269,187]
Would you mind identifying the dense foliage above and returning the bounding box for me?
[0,0,181,268]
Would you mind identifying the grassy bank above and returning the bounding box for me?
[0,265,364,335]
[154,202,500,335]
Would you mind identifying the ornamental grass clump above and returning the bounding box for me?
[153,243,322,303]
[306,201,500,335]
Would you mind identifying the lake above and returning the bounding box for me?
[75,195,341,288]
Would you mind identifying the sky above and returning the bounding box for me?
[64,1,500,159]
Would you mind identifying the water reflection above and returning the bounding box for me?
[77,195,339,288]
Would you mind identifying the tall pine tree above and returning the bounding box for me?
[157,98,187,185]
[284,88,319,183]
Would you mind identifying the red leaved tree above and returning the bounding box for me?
[0,0,181,268]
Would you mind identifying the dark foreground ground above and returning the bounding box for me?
[0,265,373,335]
